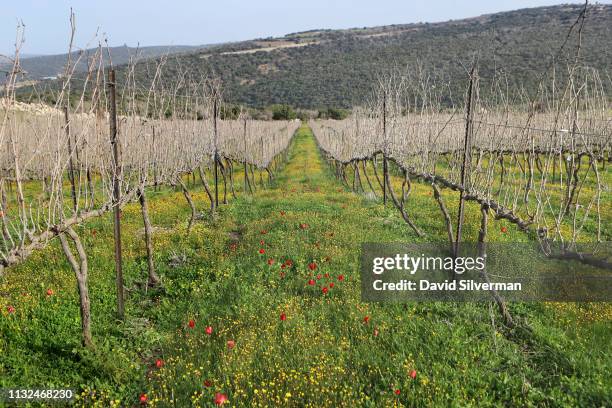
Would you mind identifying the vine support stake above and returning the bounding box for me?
[455,65,476,257]
[213,95,219,208]
[108,69,125,320]
[382,93,388,206]
[64,106,78,212]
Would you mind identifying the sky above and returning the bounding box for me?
[1,0,608,56]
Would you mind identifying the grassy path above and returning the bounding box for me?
[142,126,609,406]
[1,126,609,407]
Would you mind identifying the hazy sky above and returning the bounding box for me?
[1,0,607,55]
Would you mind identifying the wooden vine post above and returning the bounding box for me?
[213,95,219,208]
[455,66,476,257]
[382,93,388,206]
[243,118,249,193]
[108,69,125,319]
[64,106,78,212]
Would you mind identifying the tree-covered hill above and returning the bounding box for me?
[13,4,612,109]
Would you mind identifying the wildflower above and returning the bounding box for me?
[139,393,147,404]
[373,328,379,337]
[260,240,265,246]
[338,275,345,281]
[410,370,417,379]
[46,289,54,296]
[324,273,329,278]
[188,319,195,328]
[227,340,236,349]
[317,274,322,280]
[363,316,370,324]
[308,262,317,271]
[259,249,265,254]
[329,282,335,288]
[155,359,164,368]
[203,380,212,387]
[308,279,315,286]
[501,226,508,233]
[280,313,287,321]
[280,272,286,278]
[260,230,267,235]
[280,211,286,216]
[214,393,228,405]
[267,258,275,265]
[299,223,308,230]
[7,305,15,314]
[205,326,213,335]
[394,389,400,396]
[322,287,329,294]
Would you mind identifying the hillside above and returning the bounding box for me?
[12,4,612,109]
[1,44,207,81]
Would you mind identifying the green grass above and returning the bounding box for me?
[0,125,610,407]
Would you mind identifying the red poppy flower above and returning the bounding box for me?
[280,313,286,321]
[285,260,293,267]
[7,305,15,314]
[338,275,345,281]
[280,211,286,216]
[322,287,329,294]
[501,226,508,233]
[259,248,265,254]
[227,340,236,349]
[324,273,329,278]
[267,258,274,265]
[260,240,265,246]
[155,359,164,368]
[46,289,54,296]
[394,389,400,396]
[214,393,228,405]
[317,274,322,280]
[308,279,315,286]
[363,316,370,324]
[280,264,286,269]
[299,223,308,229]
[409,369,417,379]
[308,262,317,271]
[205,326,213,335]
[203,379,212,387]
[188,319,195,328]
[329,282,335,288]
[260,230,267,235]
[280,272,286,278]
[139,393,148,404]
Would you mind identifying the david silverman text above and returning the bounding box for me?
[372,279,522,291]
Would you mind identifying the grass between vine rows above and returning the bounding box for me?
[0,125,610,407]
